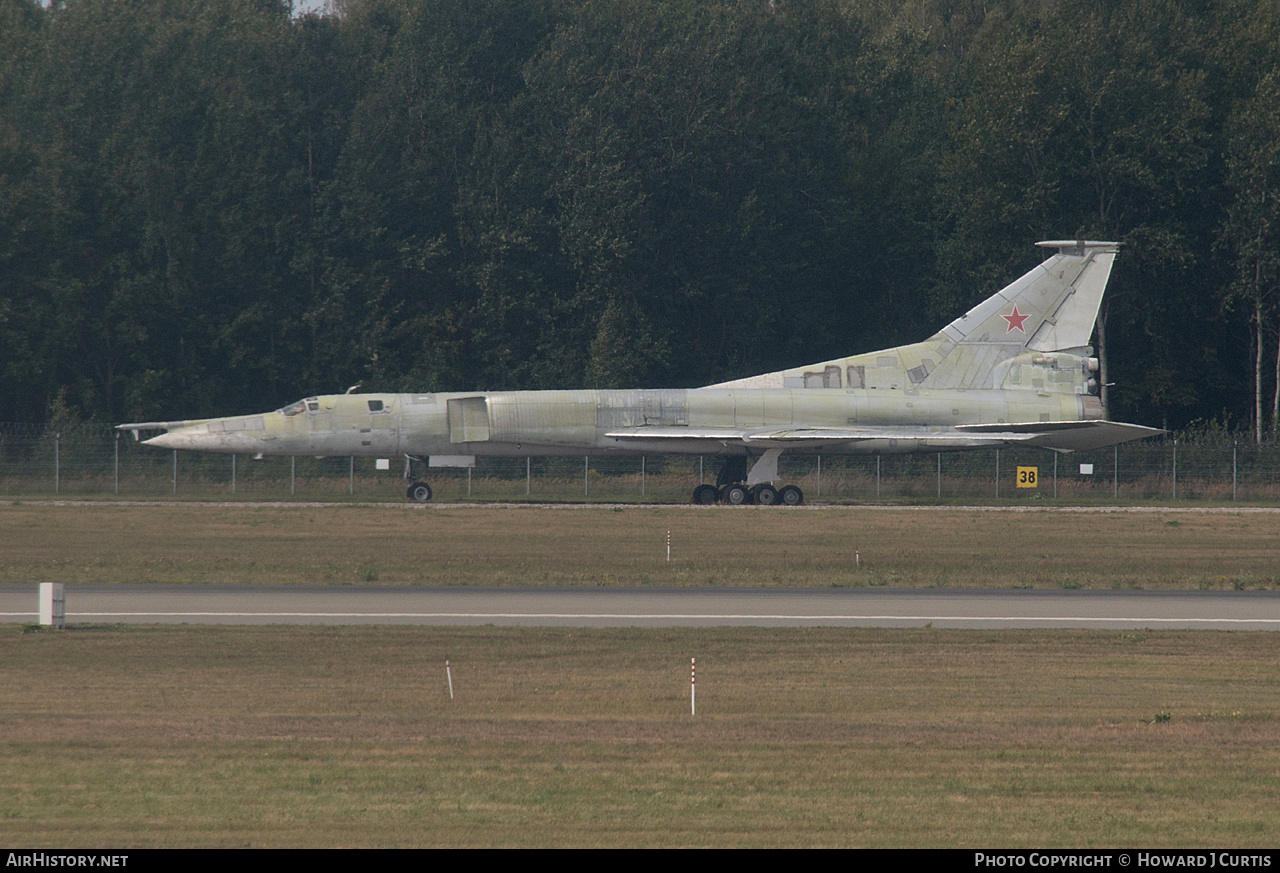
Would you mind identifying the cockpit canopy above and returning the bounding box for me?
[278,397,320,416]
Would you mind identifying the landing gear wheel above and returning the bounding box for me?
[779,485,804,506]
[752,484,780,506]
[406,481,433,502]
[724,484,751,505]
[692,484,719,505]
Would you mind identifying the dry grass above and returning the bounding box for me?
[2,502,1279,589]
[1,624,1278,847]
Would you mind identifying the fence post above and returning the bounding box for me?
[1114,445,1118,500]
[1233,440,1238,501]
[231,454,236,494]
[526,457,531,495]
[642,455,646,497]
[699,455,704,484]
[468,466,472,496]
[876,454,881,499]
[114,430,120,495]
[995,449,1000,500]
[817,454,822,498]
[172,449,177,494]
[349,456,354,495]
[1172,439,1177,500]
[290,455,296,496]
[937,452,941,499]
[1053,453,1057,499]
[584,456,589,496]
[54,432,60,494]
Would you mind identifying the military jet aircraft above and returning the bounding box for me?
[120,239,1160,505]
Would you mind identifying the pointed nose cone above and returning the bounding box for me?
[143,426,210,451]
[141,414,276,453]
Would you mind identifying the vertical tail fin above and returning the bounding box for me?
[938,240,1118,353]
[704,239,1118,392]
[913,240,1117,391]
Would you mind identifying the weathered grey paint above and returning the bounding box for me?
[121,241,1161,471]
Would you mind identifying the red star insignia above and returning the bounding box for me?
[1002,304,1029,333]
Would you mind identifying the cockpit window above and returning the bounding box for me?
[368,400,384,412]
[280,400,306,417]
[306,397,320,412]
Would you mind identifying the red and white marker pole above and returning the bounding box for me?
[690,657,696,716]
[445,658,454,700]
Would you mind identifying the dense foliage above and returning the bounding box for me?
[2,0,1279,435]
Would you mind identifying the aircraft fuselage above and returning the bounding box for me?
[141,385,1097,459]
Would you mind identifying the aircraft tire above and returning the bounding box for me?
[692,484,719,505]
[752,484,780,506]
[724,484,751,505]
[406,481,433,502]
[779,485,804,506]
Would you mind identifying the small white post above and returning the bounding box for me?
[445,658,454,700]
[855,549,860,568]
[39,583,65,629]
[667,530,671,562]
[690,657,696,716]
[114,430,120,495]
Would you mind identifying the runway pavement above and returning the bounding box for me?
[3,584,1280,629]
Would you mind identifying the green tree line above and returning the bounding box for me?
[2,0,1279,437]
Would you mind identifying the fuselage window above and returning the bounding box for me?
[368,400,384,412]
[280,400,306,416]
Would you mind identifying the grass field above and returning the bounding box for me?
[4,501,1279,847]
[3,501,1279,590]
[2,624,1278,848]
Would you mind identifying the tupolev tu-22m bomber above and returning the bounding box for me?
[120,239,1161,505]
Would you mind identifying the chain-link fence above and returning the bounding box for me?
[2,423,1278,502]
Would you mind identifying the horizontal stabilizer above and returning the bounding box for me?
[608,419,1162,452]
[957,420,1165,452]
[607,426,1037,449]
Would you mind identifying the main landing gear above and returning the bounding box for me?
[690,453,804,506]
